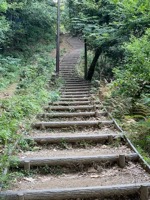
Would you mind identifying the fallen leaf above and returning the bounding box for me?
[90,174,99,178]
[88,167,97,173]
[23,177,35,183]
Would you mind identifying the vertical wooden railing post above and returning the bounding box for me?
[140,186,149,200]
[84,39,88,79]
[56,0,60,75]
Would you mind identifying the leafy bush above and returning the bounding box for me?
[112,28,150,98]
[0,0,56,51]
[0,55,20,89]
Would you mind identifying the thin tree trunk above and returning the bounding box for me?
[84,39,88,79]
[86,47,102,81]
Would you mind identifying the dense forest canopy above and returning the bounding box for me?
[65,0,150,98]
[0,0,56,52]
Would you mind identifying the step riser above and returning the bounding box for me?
[62,86,90,88]
[33,120,113,129]
[44,106,101,111]
[49,101,100,106]
[2,184,149,200]
[64,82,90,85]
[60,90,90,92]
[37,111,105,119]
[50,101,91,105]
[37,112,96,118]
[61,92,90,95]
[64,86,90,89]
[62,79,83,81]
[59,98,90,101]
[27,134,120,144]
[14,154,138,168]
[61,95,90,98]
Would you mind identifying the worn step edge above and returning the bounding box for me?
[1,183,150,200]
[44,105,102,111]
[65,81,88,83]
[63,87,90,90]
[61,88,89,91]
[32,120,113,128]
[61,92,90,95]
[63,85,89,87]
[51,101,91,104]
[13,153,138,167]
[64,83,90,86]
[65,81,91,86]
[60,95,90,98]
[37,111,106,118]
[49,101,99,106]
[37,111,96,118]
[26,134,121,144]
[60,97,90,101]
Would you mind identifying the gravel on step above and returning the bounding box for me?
[9,163,150,191]
[17,144,133,159]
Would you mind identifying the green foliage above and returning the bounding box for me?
[129,117,150,156]
[0,38,58,186]
[112,28,150,98]
[0,16,10,45]
[0,0,57,50]
[67,0,150,80]
[0,55,20,89]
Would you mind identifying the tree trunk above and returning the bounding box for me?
[87,47,102,81]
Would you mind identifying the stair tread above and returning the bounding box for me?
[18,146,134,159]
[7,165,150,191]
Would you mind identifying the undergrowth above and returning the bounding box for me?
[0,41,61,187]
[0,56,21,89]
[100,83,150,164]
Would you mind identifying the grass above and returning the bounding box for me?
[0,39,61,188]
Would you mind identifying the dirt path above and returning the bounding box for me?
[1,37,150,200]
[0,83,17,99]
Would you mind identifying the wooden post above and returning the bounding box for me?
[84,39,88,79]
[95,111,100,117]
[118,155,125,168]
[140,186,149,200]
[24,161,30,172]
[108,135,113,144]
[18,193,24,200]
[56,0,60,74]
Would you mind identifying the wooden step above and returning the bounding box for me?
[64,83,90,86]
[44,105,101,111]
[65,80,87,83]
[50,101,92,105]
[61,94,90,98]
[64,79,84,82]
[61,91,90,95]
[60,97,90,101]
[12,153,138,168]
[61,89,90,93]
[37,111,98,118]
[26,134,121,144]
[32,120,114,129]
[50,101,100,106]
[64,86,90,89]
[2,183,149,200]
